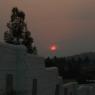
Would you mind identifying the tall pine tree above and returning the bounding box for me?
[4,7,37,54]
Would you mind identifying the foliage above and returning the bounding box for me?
[4,7,37,54]
[45,54,95,83]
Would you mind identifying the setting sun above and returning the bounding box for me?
[50,44,57,52]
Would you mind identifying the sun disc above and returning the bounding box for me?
[50,45,57,51]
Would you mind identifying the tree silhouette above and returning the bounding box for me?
[4,7,37,54]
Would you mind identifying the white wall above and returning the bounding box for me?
[0,43,62,95]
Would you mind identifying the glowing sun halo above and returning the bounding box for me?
[50,45,57,52]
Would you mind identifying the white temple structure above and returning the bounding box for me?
[0,42,62,95]
[0,42,95,95]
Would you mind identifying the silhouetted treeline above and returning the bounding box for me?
[45,52,95,83]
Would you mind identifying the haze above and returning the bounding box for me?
[0,0,95,57]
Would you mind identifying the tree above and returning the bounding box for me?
[4,7,37,54]
[84,56,90,64]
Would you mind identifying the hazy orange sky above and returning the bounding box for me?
[0,0,95,57]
